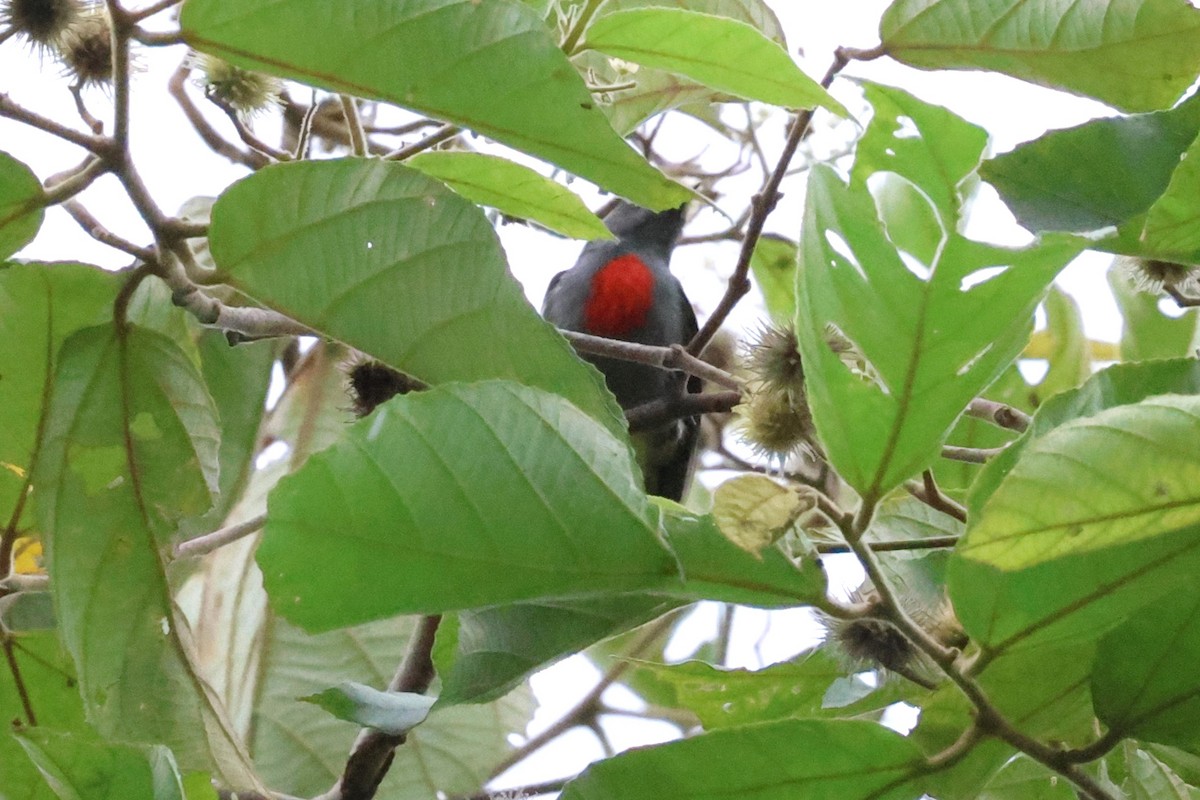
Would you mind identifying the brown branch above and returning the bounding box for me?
[2,637,37,726]
[129,0,182,22]
[816,535,960,555]
[941,445,1005,464]
[687,52,850,357]
[41,157,108,205]
[625,390,740,432]
[339,95,368,157]
[318,614,442,800]
[904,471,968,523]
[965,398,1030,433]
[561,331,741,390]
[173,513,266,559]
[69,83,104,134]
[1165,285,1200,308]
[61,199,157,261]
[0,93,112,153]
[385,124,459,160]
[448,778,570,800]
[204,89,292,162]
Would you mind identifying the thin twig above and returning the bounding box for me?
[339,95,368,157]
[941,445,1005,464]
[174,513,267,559]
[129,0,182,22]
[130,27,183,45]
[625,390,741,432]
[907,471,968,523]
[561,331,741,390]
[69,82,104,133]
[41,157,109,205]
[965,398,1030,433]
[2,637,37,725]
[384,124,459,160]
[0,92,111,153]
[61,199,156,261]
[687,52,849,357]
[448,778,570,800]
[815,535,960,555]
[205,89,292,161]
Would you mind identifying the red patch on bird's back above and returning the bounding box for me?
[584,254,656,337]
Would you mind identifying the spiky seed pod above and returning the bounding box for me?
[193,53,281,116]
[346,358,422,417]
[744,324,805,406]
[1124,257,1200,295]
[913,596,968,651]
[832,616,917,673]
[1,0,81,52]
[737,383,812,459]
[59,7,112,86]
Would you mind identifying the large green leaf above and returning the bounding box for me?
[559,719,924,800]
[796,164,1079,498]
[0,263,119,536]
[33,323,258,788]
[0,151,44,259]
[180,0,686,209]
[977,757,1075,800]
[208,158,623,433]
[747,235,797,324]
[981,92,1200,237]
[257,381,822,631]
[576,0,787,134]
[582,8,845,115]
[406,151,612,240]
[15,730,185,800]
[880,0,1200,113]
[967,358,1200,518]
[1093,589,1200,751]
[951,394,1200,652]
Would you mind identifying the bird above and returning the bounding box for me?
[542,201,701,501]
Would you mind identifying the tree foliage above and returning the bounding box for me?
[2,1,1200,799]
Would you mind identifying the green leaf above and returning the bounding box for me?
[711,474,814,556]
[1109,263,1200,361]
[258,381,822,631]
[407,151,612,240]
[180,0,686,209]
[977,756,1075,800]
[1122,747,1200,800]
[951,394,1200,652]
[880,0,1200,112]
[15,729,185,800]
[748,235,797,324]
[301,682,435,736]
[627,649,912,730]
[582,8,846,116]
[435,596,679,705]
[968,358,1200,518]
[1093,589,1200,751]
[208,158,623,433]
[796,163,1080,498]
[0,263,119,536]
[559,719,924,800]
[1142,125,1200,261]
[0,151,44,259]
[33,323,258,787]
[0,633,86,800]
[850,82,989,229]
[981,92,1200,236]
[577,0,788,134]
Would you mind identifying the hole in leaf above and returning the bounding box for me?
[960,266,1005,291]
[893,115,920,139]
[823,230,866,280]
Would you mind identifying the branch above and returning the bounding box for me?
[625,390,740,432]
[205,89,292,162]
[129,0,182,22]
[965,398,1030,433]
[561,331,741,390]
[686,52,850,357]
[173,513,266,559]
[61,199,157,261]
[318,614,442,800]
[41,157,109,205]
[940,445,1005,464]
[815,536,959,555]
[448,778,570,800]
[339,95,368,157]
[384,124,459,160]
[0,93,112,153]
[905,471,967,523]
[1165,285,1200,308]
